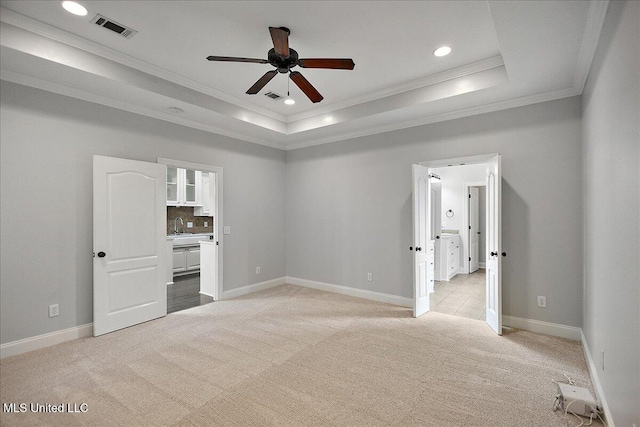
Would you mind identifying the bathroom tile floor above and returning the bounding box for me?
[430,269,486,320]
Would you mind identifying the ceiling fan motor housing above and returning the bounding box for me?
[268,48,299,73]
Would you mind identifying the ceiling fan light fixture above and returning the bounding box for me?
[284,98,296,105]
[61,1,88,16]
[433,46,452,57]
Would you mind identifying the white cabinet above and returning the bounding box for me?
[186,247,200,270]
[438,235,461,281]
[173,246,200,274]
[194,172,215,217]
[166,167,201,207]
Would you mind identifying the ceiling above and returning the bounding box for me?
[0,1,607,150]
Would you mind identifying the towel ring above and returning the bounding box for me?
[446,209,454,218]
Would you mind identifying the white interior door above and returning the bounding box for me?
[413,164,434,317]
[469,187,480,273]
[485,156,502,335]
[93,155,167,336]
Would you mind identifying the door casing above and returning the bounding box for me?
[158,158,223,301]
[418,154,502,335]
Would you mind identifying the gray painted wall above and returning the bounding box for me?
[286,96,583,327]
[581,1,640,425]
[0,82,287,344]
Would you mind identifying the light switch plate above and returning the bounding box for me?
[223,226,231,235]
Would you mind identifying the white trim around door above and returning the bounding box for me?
[158,158,224,301]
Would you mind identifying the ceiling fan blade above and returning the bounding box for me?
[207,56,268,64]
[297,58,355,70]
[246,70,278,94]
[290,71,323,103]
[269,27,290,57]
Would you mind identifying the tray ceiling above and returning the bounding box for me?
[0,1,607,149]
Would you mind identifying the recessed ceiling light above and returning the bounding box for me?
[284,98,295,105]
[61,1,88,16]
[433,46,452,57]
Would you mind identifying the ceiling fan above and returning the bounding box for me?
[206,27,355,103]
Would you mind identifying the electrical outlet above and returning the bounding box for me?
[367,273,373,282]
[223,226,231,235]
[256,267,261,275]
[204,221,208,227]
[186,221,193,228]
[48,304,59,318]
[537,296,547,308]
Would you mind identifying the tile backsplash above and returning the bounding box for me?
[167,206,213,235]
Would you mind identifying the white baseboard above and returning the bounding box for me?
[502,315,582,341]
[0,323,93,359]
[286,277,413,307]
[581,331,614,426]
[479,262,486,268]
[221,277,286,300]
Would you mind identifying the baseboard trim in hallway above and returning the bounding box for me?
[286,276,413,307]
[502,315,582,341]
[1,282,584,360]
[221,277,287,300]
[0,323,93,359]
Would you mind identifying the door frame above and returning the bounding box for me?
[158,158,223,301]
[419,153,501,334]
[463,181,486,274]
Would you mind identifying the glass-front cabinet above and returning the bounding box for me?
[166,166,179,205]
[166,167,201,206]
[184,169,197,205]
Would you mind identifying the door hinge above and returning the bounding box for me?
[469,226,471,230]
[216,241,219,246]
[469,194,471,198]
[469,257,471,261]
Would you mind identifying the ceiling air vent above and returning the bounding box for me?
[91,14,137,39]
[264,91,282,100]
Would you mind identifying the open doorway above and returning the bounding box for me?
[429,165,486,320]
[159,158,223,314]
[412,154,502,334]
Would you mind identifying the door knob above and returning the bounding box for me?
[409,246,413,251]
[97,251,106,258]
[502,252,507,257]
[490,251,498,257]
[416,247,422,251]
[436,236,440,239]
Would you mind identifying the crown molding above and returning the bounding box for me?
[0,7,287,123]
[286,56,505,123]
[0,69,287,150]
[573,0,609,94]
[285,86,579,151]
[2,64,579,153]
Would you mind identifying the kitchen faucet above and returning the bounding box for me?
[174,217,184,234]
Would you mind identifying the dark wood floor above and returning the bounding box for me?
[167,274,214,314]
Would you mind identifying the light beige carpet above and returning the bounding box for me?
[1,285,602,426]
